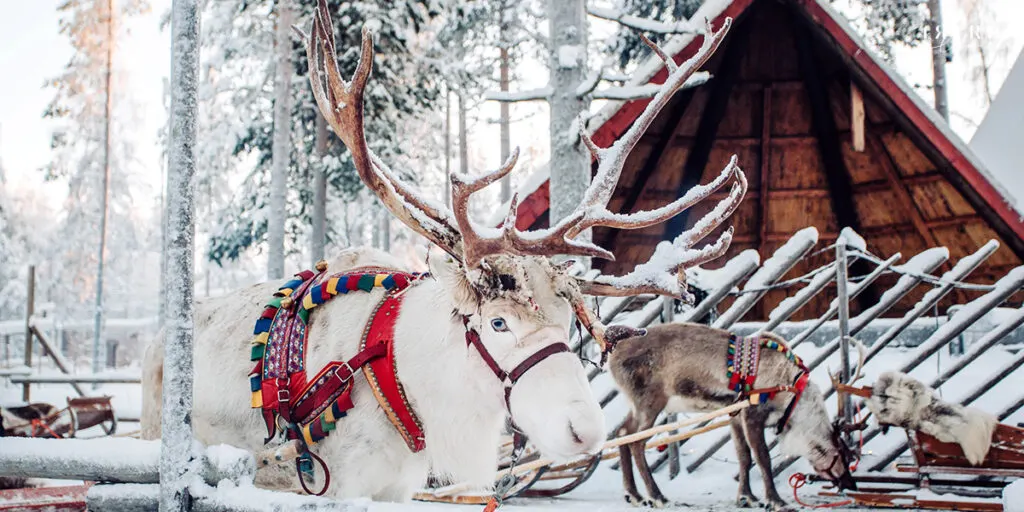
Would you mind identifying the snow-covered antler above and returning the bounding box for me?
[570,25,747,298]
[303,1,744,290]
[301,0,462,258]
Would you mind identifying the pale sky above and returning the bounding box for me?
[0,0,171,203]
[0,0,1022,211]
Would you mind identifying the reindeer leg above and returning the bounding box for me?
[742,410,794,512]
[618,412,645,506]
[629,411,669,508]
[731,417,759,508]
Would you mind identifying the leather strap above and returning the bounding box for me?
[776,371,810,434]
[363,292,426,453]
[507,343,570,384]
[290,343,388,422]
[462,315,570,427]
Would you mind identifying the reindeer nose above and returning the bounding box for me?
[567,419,602,454]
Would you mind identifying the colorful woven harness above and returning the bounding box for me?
[248,264,429,487]
[248,262,575,495]
[726,333,810,433]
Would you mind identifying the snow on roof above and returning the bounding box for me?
[971,49,1024,216]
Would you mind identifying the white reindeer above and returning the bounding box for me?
[142,1,745,501]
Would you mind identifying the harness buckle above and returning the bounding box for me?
[337,361,355,381]
[278,389,291,403]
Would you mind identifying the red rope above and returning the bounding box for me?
[788,473,853,508]
[30,419,62,439]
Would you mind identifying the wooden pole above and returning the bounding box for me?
[429,402,748,498]
[23,265,35,402]
[163,0,200,508]
[498,0,511,203]
[93,0,114,386]
[836,241,853,440]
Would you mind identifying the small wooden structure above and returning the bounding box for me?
[508,0,1024,319]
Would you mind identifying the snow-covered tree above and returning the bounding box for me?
[204,0,441,267]
[957,0,1011,109]
[43,0,151,322]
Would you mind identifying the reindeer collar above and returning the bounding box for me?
[248,265,429,461]
[725,333,810,433]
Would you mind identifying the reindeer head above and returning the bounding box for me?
[300,0,742,462]
[778,382,859,491]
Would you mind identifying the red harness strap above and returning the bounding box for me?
[361,292,426,452]
[775,371,810,434]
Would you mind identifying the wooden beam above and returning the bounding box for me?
[795,24,863,240]
[869,133,941,248]
[758,85,773,258]
[794,20,877,311]
[851,81,865,152]
[664,19,749,239]
[604,88,698,251]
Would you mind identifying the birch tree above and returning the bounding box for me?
[44,0,150,332]
[204,0,440,267]
[267,0,292,280]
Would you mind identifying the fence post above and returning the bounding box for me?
[163,0,200,509]
[835,243,853,437]
[661,297,682,479]
[23,265,35,402]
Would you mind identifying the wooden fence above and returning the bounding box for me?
[579,226,1024,479]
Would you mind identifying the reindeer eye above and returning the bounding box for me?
[490,318,509,332]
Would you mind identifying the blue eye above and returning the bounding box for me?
[490,318,509,332]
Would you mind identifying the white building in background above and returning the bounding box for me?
[971,50,1024,217]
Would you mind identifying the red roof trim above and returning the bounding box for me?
[514,0,1024,247]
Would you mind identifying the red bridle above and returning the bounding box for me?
[461,316,571,419]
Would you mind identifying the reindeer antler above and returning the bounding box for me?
[301,0,462,258]
[302,1,744,297]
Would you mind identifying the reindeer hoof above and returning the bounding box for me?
[736,495,760,508]
[766,501,796,512]
[624,494,644,507]
[641,497,668,508]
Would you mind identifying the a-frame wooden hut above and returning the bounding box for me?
[508,0,1024,319]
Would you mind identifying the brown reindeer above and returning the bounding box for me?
[609,323,857,511]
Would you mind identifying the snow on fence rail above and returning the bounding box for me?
[0,438,363,511]
[586,227,1024,479]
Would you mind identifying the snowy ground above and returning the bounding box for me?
[2,342,1021,510]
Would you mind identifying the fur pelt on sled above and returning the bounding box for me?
[866,371,997,465]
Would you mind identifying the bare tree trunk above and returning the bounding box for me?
[380,211,390,252]
[444,90,452,208]
[311,112,328,264]
[268,0,293,280]
[458,92,469,175]
[92,0,114,382]
[499,1,511,203]
[928,0,950,121]
[547,0,589,228]
[162,0,200,508]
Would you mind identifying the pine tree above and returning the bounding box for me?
[43,0,150,324]
[205,0,441,267]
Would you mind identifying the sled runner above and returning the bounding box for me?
[817,380,1024,511]
[1,396,116,438]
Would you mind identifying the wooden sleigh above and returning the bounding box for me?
[1,396,117,438]
[819,384,1024,511]
[413,401,749,505]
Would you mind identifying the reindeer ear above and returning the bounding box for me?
[427,246,478,314]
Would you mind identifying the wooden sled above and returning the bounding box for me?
[896,424,1024,478]
[414,402,747,504]
[2,396,117,438]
